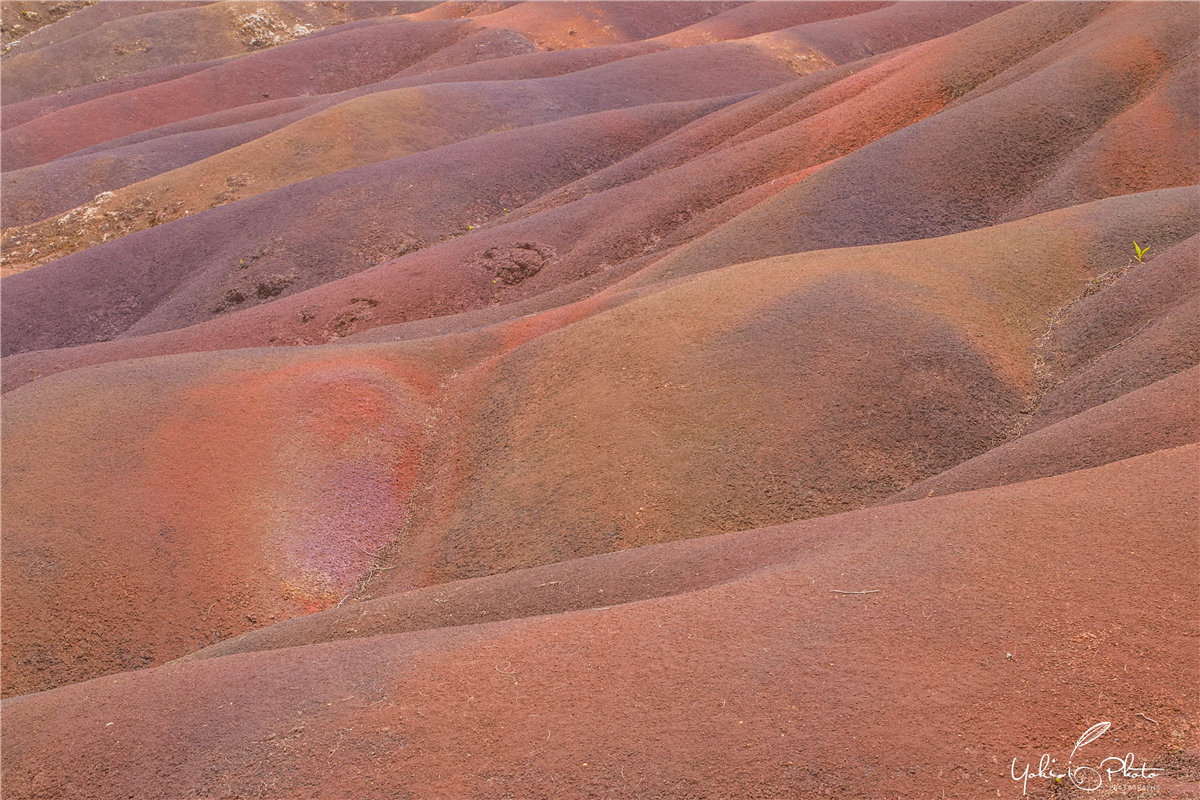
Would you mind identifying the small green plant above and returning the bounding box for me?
[1133,241,1149,262]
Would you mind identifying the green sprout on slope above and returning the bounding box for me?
[1133,240,1150,262]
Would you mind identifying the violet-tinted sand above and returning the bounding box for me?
[3,4,1198,799]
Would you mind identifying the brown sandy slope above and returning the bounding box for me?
[3,191,1192,700]
[1,343,441,697]
[1029,233,1200,429]
[181,364,1199,656]
[0,1,434,104]
[0,88,317,230]
[880,233,1200,504]
[357,191,1197,590]
[0,39,798,266]
[1,2,212,57]
[4,2,1176,353]
[0,2,997,251]
[0,0,99,52]
[2,446,1196,799]
[2,5,1198,798]
[884,366,1199,504]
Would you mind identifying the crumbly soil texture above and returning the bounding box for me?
[1,2,1198,799]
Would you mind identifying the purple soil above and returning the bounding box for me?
[384,24,538,77]
[0,28,812,240]
[1,17,476,169]
[0,0,1010,231]
[7,32,835,352]
[10,39,672,159]
[2,184,1196,399]
[0,0,1009,184]
[0,2,215,62]
[5,0,820,167]
[0,96,324,228]
[750,0,1022,66]
[2,5,1198,799]
[654,0,893,46]
[2,44,661,229]
[19,91,327,162]
[0,42,678,230]
[0,97,752,356]
[0,33,806,248]
[0,1,436,104]
[182,429,1198,663]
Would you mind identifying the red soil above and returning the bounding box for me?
[3,447,1197,799]
[0,345,439,695]
[2,4,1197,799]
[0,56,230,131]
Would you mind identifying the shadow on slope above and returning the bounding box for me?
[1,37,797,266]
[1029,231,1200,429]
[636,1,1198,284]
[1,99,729,354]
[883,366,1199,504]
[5,192,1191,698]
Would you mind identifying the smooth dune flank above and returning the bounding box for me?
[2,3,1198,799]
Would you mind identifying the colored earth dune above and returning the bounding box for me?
[1,2,1197,798]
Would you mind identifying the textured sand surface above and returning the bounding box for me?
[3,3,1197,798]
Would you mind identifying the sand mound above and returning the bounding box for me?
[885,366,1199,503]
[3,446,1195,799]
[2,5,1197,798]
[0,1,430,105]
[4,190,1193,701]
[1,17,474,169]
[1029,233,1200,429]
[640,3,1197,282]
[1,38,796,261]
[1,344,438,696]
[1,99,732,353]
